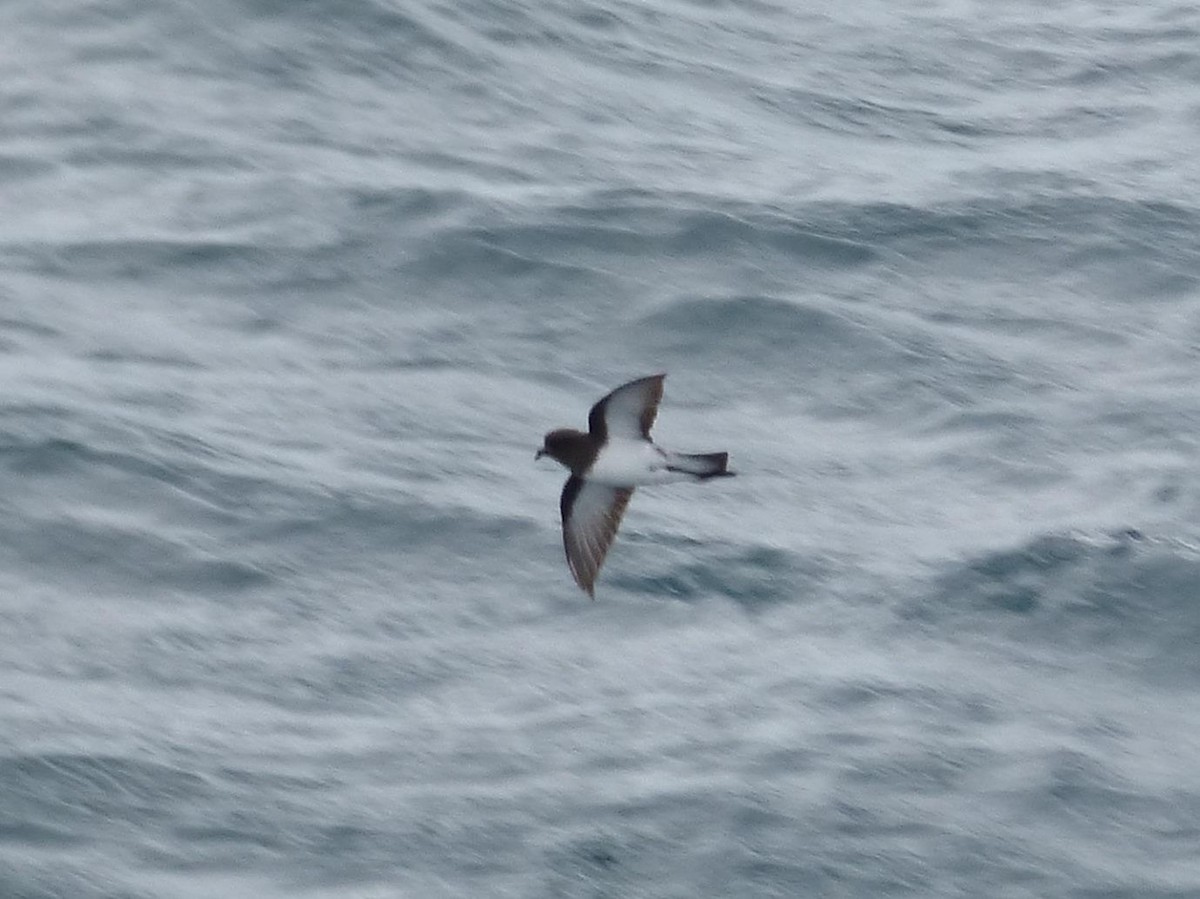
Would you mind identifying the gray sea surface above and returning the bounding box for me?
[3,0,1200,896]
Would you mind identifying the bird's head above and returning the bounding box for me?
[536,428,587,467]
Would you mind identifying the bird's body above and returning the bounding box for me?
[586,438,676,487]
[536,373,733,597]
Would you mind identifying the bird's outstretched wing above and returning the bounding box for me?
[560,475,634,597]
[587,374,665,443]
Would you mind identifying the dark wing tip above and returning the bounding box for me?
[640,375,666,439]
[585,373,668,441]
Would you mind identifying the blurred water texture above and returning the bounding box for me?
[3,0,1200,896]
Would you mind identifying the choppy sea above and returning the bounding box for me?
[4,0,1200,896]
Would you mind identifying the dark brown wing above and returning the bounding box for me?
[586,374,666,443]
[560,475,635,597]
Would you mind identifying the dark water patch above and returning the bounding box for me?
[16,239,271,283]
[406,190,1200,323]
[0,753,209,834]
[540,794,778,899]
[160,556,272,593]
[402,228,621,299]
[1020,748,1200,875]
[404,149,538,186]
[1075,890,1200,899]
[721,794,944,897]
[0,868,147,899]
[1037,749,1139,817]
[0,430,281,531]
[925,408,1044,441]
[0,819,82,848]
[916,533,1103,621]
[156,822,285,863]
[915,530,1200,681]
[236,0,497,88]
[0,315,62,339]
[20,0,151,32]
[645,294,846,351]
[86,348,203,370]
[125,625,315,699]
[662,206,875,265]
[230,312,286,335]
[542,831,644,898]
[0,436,113,477]
[754,83,1001,144]
[249,649,458,712]
[213,766,328,793]
[63,142,256,173]
[404,195,876,299]
[610,539,825,610]
[137,795,321,874]
[364,354,464,372]
[436,220,661,264]
[9,235,364,302]
[570,6,623,32]
[2,513,270,596]
[635,294,906,388]
[841,743,992,797]
[295,823,406,885]
[0,148,56,180]
[820,680,1001,727]
[251,493,535,559]
[349,184,474,228]
[922,308,1129,349]
[822,196,1200,283]
[1065,50,1200,87]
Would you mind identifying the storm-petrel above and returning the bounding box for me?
[536,373,734,597]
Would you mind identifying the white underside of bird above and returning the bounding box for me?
[585,438,697,487]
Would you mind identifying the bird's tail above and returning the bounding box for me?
[664,451,734,480]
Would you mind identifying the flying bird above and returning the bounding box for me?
[536,373,734,597]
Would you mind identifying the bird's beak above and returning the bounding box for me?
[535,449,546,461]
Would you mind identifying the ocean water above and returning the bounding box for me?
[3,0,1200,896]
